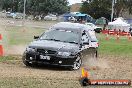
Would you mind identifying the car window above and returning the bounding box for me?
[40,30,80,44]
[81,31,89,43]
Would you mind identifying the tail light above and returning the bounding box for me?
[97,43,99,46]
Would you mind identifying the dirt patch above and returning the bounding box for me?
[5,45,26,55]
[0,56,131,79]
[82,55,110,72]
[84,57,110,69]
[0,55,131,87]
[91,56,132,80]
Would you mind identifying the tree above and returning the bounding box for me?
[18,0,69,15]
[0,0,69,15]
[80,0,111,20]
[0,0,19,12]
[80,0,132,20]
[114,0,132,17]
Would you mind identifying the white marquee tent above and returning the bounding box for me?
[108,18,130,32]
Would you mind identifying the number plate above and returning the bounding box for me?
[40,55,50,60]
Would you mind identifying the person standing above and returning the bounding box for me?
[129,27,132,36]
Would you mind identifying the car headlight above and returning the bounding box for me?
[26,47,36,52]
[58,52,71,56]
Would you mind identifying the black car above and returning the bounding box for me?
[22,22,98,70]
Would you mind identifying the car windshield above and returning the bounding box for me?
[40,30,80,44]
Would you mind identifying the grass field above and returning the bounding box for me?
[6,26,44,45]
[0,56,15,62]
[97,34,132,57]
[5,26,132,57]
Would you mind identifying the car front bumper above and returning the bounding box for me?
[23,51,77,67]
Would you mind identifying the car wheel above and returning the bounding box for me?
[22,55,32,67]
[71,55,82,70]
[22,57,38,67]
[95,50,98,58]
[93,50,98,58]
[91,50,98,59]
[23,59,32,67]
[23,60,32,67]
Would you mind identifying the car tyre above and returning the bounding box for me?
[23,57,37,67]
[90,49,98,59]
[93,50,98,58]
[22,52,37,67]
[95,50,98,58]
[70,55,82,70]
[23,60,32,67]
[22,54,32,67]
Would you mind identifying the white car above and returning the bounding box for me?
[88,30,99,48]
[44,14,57,21]
[85,23,102,33]
[13,13,24,19]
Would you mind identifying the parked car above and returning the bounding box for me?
[85,23,102,33]
[6,12,12,18]
[6,12,24,19]
[13,13,24,19]
[0,11,6,18]
[44,14,57,21]
[22,22,98,70]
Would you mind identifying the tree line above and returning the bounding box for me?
[80,0,132,20]
[0,0,131,20]
[0,0,69,15]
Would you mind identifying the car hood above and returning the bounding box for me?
[29,40,79,52]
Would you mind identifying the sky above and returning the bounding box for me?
[68,0,82,5]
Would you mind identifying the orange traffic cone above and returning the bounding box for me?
[116,34,120,42]
[128,34,131,41]
[0,45,4,56]
[81,68,89,78]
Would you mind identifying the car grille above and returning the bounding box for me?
[37,49,56,54]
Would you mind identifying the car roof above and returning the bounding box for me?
[51,22,93,33]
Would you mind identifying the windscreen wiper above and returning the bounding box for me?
[63,41,78,44]
[43,39,61,41]
[68,42,78,44]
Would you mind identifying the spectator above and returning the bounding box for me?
[129,27,132,36]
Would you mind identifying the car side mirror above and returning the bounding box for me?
[34,36,39,39]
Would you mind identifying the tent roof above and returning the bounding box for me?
[63,13,75,17]
[108,18,130,26]
[95,17,107,25]
[75,13,87,17]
